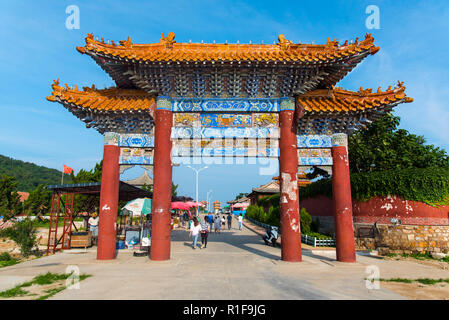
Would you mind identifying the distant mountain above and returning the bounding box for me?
[0,154,70,191]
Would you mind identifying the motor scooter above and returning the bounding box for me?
[263,226,278,247]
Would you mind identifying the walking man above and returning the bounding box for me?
[227,214,232,230]
[238,214,243,231]
[200,216,209,249]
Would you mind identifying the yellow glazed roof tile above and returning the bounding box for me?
[46,79,156,112]
[76,32,380,63]
[297,81,413,113]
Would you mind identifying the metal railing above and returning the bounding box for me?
[301,234,335,247]
[245,217,335,247]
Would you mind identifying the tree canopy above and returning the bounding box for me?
[0,154,68,191]
[0,175,22,221]
[23,184,52,217]
[348,113,449,173]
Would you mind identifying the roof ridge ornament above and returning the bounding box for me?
[119,36,132,48]
[160,32,176,49]
[277,34,292,50]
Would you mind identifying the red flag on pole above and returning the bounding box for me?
[63,165,74,174]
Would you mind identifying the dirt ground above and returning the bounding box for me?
[381,282,449,300]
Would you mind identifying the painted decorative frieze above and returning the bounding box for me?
[173,113,200,127]
[119,148,154,165]
[297,135,332,148]
[172,98,280,112]
[200,113,252,127]
[171,147,279,158]
[298,148,332,158]
[298,157,333,166]
[118,134,154,148]
[254,113,279,127]
[104,132,119,146]
[171,127,280,139]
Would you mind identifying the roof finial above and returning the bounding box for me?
[119,36,132,48]
[160,32,176,49]
[277,34,292,50]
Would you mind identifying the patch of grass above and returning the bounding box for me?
[380,278,414,283]
[380,278,449,285]
[37,286,66,300]
[0,272,91,300]
[0,286,29,298]
[401,252,433,260]
[32,272,72,285]
[0,260,19,268]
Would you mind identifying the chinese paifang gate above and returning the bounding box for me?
[47,32,413,262]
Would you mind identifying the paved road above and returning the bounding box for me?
[3,217,445,299]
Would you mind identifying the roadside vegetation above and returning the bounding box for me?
[379,278,449,285]
[0,272,91,300]
[386,252,449,264]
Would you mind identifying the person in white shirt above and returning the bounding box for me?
[88,212,99,245]
[238,214,243,230]
[189,218,202,249]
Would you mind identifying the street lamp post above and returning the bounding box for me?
[186,165,208,216]
[206,189,213,213]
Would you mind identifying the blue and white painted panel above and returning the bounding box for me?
[297,135,332,148]
[298,157,333,166]
[118,134,154,148]
[171,147,279,158]
[171,127,280,139]
[119,148,154,165]
[172,98,280,112]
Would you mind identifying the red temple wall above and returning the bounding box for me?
[300,195,449,226]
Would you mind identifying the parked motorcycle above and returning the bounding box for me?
[263,226,278,247]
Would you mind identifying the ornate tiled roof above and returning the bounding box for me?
[46,79,155,112]
[297,81,413,114]
[77,32,379,63]
[252,180,280,194]
[124,170,153,187]
[47,79,155,134]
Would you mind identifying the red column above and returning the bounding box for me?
[278,98,302,262]
[150,97,173,261]
[97,143,120,260]
[331,133,356,262]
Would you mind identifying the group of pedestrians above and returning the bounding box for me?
[189,213,244,249]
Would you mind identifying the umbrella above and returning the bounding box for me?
[171,202,190,210]
[231,203,249,209]
[186,201,206,207]
[122,198,152,216]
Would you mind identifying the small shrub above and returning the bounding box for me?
[300,208,312,234]
[0,252,13,261]
[6,218,38,257]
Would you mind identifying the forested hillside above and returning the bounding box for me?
[0,155,66,191]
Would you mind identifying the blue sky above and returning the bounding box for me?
[1,1,448,204]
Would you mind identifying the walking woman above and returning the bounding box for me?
[214,214,222,233]
[238,214,243,230]
[189,218,202,249]
[200,216,209,249]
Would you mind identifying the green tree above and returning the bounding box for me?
[171,183,178,197]
[0,154,68,191]
[69,162,102,214]
[23,184,51,218]
[234,192,249,200]
[299,208,312,234]
[142,183,153,192]
[0,175,22,221]
[3,218,38,257]
[348,113,449,173]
